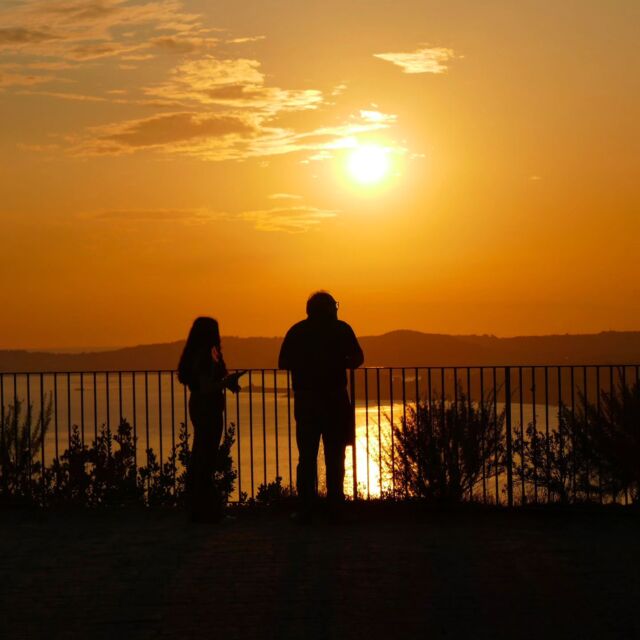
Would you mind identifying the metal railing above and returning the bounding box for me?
[1,365,638,505]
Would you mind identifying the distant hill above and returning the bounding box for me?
[1,330,640,372]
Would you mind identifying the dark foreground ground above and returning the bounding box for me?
[1,504,639,640]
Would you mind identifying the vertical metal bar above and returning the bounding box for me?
[286,370,292,492]
[223,387,227,436]
[13,374,18,475]
[53,374,59,460]
[440,367,446,498]
[158,372,163,471]
[452,367,460,500]
[609,366,614,503]
[519,366,525,503]
[584,366,589,502]
[389,368,394,495]
[80,372,85,447]
[170,372,176,486]
[0,374,4,468]
[132,372,138,469]
[26,374,31,489]
[401,367,407,496]
[364,368,370,499]
[274,370,279,481]
[532,367,537,504]
[248,370,254,499]
[92,372,98,441]
[144,371,150,465]
[467,367,472,500]
[39,372,45,496]
[570,366,575,500]
[106,372,111,443]
[493,367,499,505]
[236,377,242,500]
[66,372,71,446]
[544,366,550,504]
[504,367,513,508]
[480,367,486,503]
[118,371,123,425]
[350,368,358,500]
[376,368,382,496]
[415,367,420,495]
[596,366,602,503]
[261,369,267,488]
[622,365,628,505]
[557,367,563,503]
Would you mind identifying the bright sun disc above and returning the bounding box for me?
[347,145,390,184]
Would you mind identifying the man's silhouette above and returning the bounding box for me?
[279,291,364,521]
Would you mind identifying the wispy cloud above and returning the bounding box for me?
[0,0,200,60]
[88,203,335,232]
[91,208,212,221]
[0,27,61,45]
[226,35,265,44]
[150,35,218,54]
[74,105,396,162]
[0,71,56,87]
[144,56,323,114]
[374,46,457,74]
[358,109,397,124]
[236,206,337,232]
[268,193,303,201]
[77,111,259,155]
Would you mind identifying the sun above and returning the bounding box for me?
[346,145,390,185]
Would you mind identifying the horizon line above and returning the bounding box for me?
[4,327,640,355]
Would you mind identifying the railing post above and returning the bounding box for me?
[504,366,513,507]
[350,368,358,500]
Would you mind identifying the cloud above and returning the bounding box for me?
[17,89,110,102]
[145,56,323,114]
[92,208,211,221]
[226,35,266,44]
[17,142,61,152]
[88,204,334,232]
[0,27,61,44]
[150,35,218,54]
[374,46,457,74]
[236,206,337,232]
[359,109,397,124]
[0,0,200,61]
[268,193,303,201]
[0,72,56,87]
[66,41,147,61]
[77,111,259,155]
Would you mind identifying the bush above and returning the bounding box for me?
[388,387,505,502]
[0,402,238,508]
[515,380,640,504]
[0,398,52,504]
[254,476,295,505]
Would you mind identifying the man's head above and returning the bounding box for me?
[306,291,338,321]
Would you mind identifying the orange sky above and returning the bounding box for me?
[1,0,639,349]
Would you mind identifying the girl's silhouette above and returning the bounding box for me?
[178,317,241,522]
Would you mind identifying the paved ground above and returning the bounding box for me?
[1,504,639,640]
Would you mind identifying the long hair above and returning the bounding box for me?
[177,317,222,386]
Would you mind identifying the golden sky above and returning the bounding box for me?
[1,0,639,348]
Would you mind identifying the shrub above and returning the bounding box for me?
[0,406,238,508]
[388,387,505,502]
[0,398,52,504]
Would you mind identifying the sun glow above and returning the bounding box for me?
[346,145,391,185]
